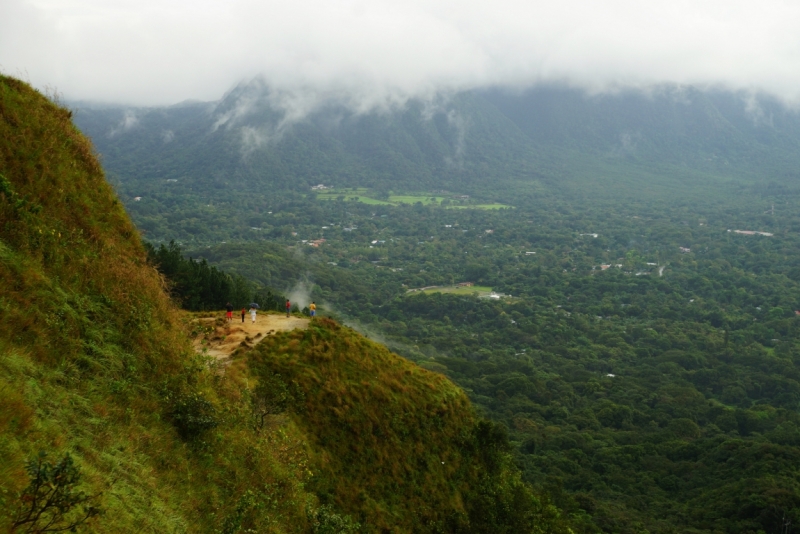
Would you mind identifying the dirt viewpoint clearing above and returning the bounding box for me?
[193,313,310,360]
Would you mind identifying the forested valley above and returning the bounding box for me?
[74,84,800,533]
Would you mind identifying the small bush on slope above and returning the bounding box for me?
[249,318,574,533]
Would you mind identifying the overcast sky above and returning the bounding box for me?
[2,0,800,107]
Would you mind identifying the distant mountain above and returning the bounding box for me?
[74,79,543,199]
[72,81,800,236]
[482,85,800,182]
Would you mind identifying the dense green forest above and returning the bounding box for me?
[74,83,800,533]
[145,240,285,311]
[152,191,800,533]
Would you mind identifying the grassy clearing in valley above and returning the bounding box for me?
[388,194,446,204]
[408,285,495,296]
[315,189,443,205]
[447,203,512,210]
[314,188,511,209]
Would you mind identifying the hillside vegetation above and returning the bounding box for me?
[0,72,313,532]
[0,75,572,532]
[249,319,572,532]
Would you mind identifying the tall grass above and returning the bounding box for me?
[249,319,575,533]
[0,75,317,532]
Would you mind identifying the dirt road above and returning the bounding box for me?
[192,313,310,360]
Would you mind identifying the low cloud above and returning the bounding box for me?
[286,278,313,310]
[743,93,774,127]
[108,110,139,136]
[444,110,468,168]
[3,0,800,108]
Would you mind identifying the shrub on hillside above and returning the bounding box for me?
[166,390,219,440]
[12,451,102,533]
[250,371,305,433]
[307,505,360,534]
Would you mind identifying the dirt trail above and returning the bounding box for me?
[193,313,310,360]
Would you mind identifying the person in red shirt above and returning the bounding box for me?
[225,302,233,322]
[285,299,291,317]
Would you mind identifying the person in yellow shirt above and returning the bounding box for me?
[309,301,317,318]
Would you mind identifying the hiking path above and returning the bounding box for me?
[192,312,310,360]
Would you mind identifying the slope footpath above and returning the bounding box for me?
[191,311,309,360]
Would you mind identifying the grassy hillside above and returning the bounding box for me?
[248,319,574,532]
[0,73,314,532]
[0,75,571,533]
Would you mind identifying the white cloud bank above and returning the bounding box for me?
[2,0,800,106]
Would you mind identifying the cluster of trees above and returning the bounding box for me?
[371,290,800,532]
[145,241,284,311]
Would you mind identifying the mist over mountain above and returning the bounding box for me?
[74,81,800,209]
[483,85,800,181]
[75,80,542,197]
[8,0,800,530]
[8,0,800,108]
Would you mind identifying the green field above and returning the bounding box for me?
[315,188,511,209]
[407,285,495,296]
[447,204,511,210]
[345,195,394,205]
[390,194,446,204]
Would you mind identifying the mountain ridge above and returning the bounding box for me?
[75,81,800,190]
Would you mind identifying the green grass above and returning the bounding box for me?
[316,189,443,205]
[447,203,512,210]
[409,285,495,296]
[388,194,446,204]
[314,188,511,208]
[248,319,574,533]
[0,75,318,533]
[347,195,394,205]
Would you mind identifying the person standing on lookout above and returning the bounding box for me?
[241,307,246,323]
[309,301,316,319]
[285,299,291,318]
[225,302,233,322]
[250,306,257,324]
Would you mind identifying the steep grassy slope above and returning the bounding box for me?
[249,319,573,532]
[0,74,322,532]
[0,75,571,533]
